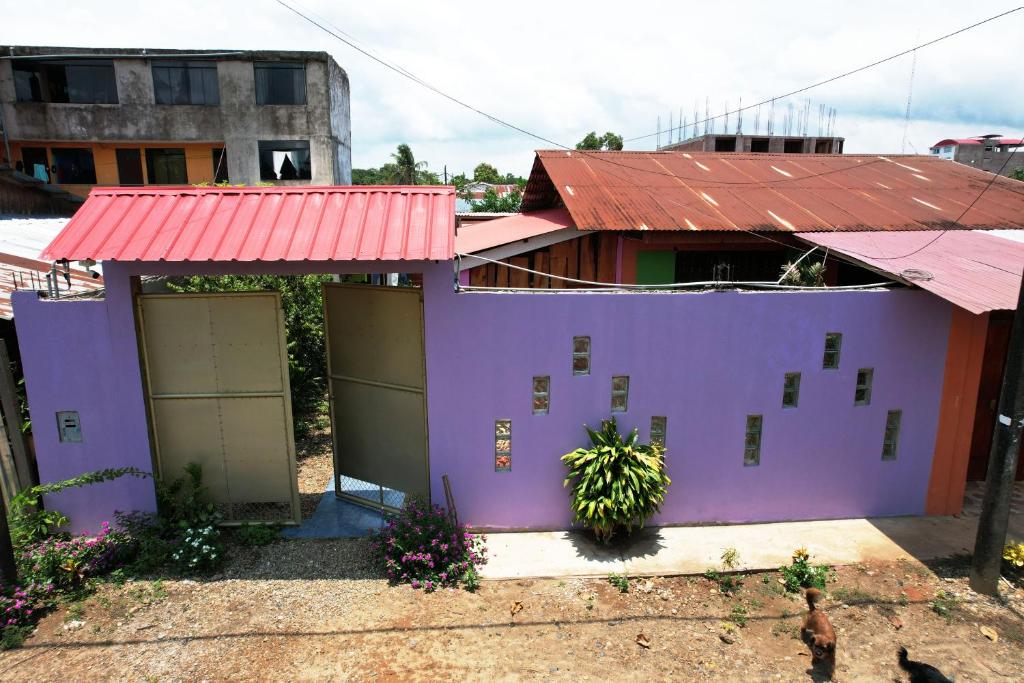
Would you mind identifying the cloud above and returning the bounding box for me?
[3,0,1021,176]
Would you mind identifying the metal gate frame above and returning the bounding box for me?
[136,291,301,525]
[323,282,430,512]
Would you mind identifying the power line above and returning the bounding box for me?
[624,6,1023,143]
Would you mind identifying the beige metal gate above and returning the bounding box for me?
[323,283,429,509]
[137,292,300,524]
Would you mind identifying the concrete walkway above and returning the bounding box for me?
[480,512,1024,580]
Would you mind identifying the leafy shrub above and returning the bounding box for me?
[7,468,150,548]
[112,511,175,575]
[235,524,280,547]
[370,498,486,592]
[607,573,630,593]
[1004,540,1024,571]
[156,463,221,531]
[0,581,55,649]
[779,548,831,593]
[561,418,671,543]
[171,525,223,573]
[729,603,749,627]
[18,521,133,590]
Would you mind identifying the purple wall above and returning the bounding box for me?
[14,259,952,533]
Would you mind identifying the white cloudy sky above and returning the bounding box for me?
[4,0,1022,178]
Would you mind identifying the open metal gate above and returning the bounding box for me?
[137,292,300,524]
[323,283,429,510]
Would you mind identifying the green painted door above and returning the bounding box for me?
[636,250,676,285]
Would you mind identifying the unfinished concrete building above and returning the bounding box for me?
[0,46,351,196]
[659,133,844,154]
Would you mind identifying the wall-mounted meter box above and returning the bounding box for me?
[56,411,83,443]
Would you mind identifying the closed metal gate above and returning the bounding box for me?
[137,292,300,524]
[323,283,429,509]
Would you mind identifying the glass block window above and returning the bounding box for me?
[532,376,550,415]
[822,332,842,369]
[882,410,901,461]
[495,419,511,472]
[611,375,629,413]
[744,415,763,466]
[782,372,801,408]
[855,368,874,406]
[650,416,667,448]
[572,336,591,375]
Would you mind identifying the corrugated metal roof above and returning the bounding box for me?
[0,215,72,261]
[521,151,1024,233]
[0,252,103,319]
[796,230,1024,314]
[455,208,575,254]
[932,138,1023,147]
[41,186,456,263]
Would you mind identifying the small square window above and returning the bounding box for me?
[882,410,901,461]
[855,368,874,406]
[744,414,763,466]
[532,376,550,415]
[495,419,511,472]
[611,375,629,413]
[782,372,801,408]
[822,332,842,369]
[650,416,667,449]
[572,336,591,376]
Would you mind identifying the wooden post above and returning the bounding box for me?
[0,493,16,585]
[0,340,31,491]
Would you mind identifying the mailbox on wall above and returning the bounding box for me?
[56,411,82,443]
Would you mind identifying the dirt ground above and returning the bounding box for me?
[1,542,1022,683]
[294,426,334,519]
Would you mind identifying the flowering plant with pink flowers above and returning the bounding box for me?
[369,498,486,592]
[17,521,133,590]
[0,581,56,649]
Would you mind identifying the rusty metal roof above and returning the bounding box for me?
[0,252,103,319]
[455,208,575,254]
[41,186,456,262]
[796,230,1024,314]
[521,150,1024,233]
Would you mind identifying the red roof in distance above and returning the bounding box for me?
[42,185,456,263]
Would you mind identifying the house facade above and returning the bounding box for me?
[929,136,1024,177]
[0,46,352,194]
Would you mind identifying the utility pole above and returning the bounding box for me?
[970,275,1024,595]
[443,165,448,185]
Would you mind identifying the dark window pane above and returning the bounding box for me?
[51,148,97,184]
[65,63,118,103]
[20,147,50,182]
[823,333,842,369]
[212,148,229,183]
[13,59,117,104]
[116,148,144,185]
[257,140,311,180]
[145,148,188,184]
[153,61,219,105]
[254,62,306,105]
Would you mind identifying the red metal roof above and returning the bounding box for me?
[931,138,1023,147]
[41,186,456,262]
[796,230,1024,314]
[455,208,575,254]
[0,252,103,319]
[521,150,1024,233]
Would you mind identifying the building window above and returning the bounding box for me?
[254,61,306,105]
[650,416,667,448]
[855,368,874,406]
[51,148,97,184]
[212,148,229,183]
[495,419,511,472]
[532,376,550,415]
[153,60,219,105]
[13,59,118,104]
[258,140,312,180]
[882,410,902,461]
[611,376,629,413]
[572,336,590,375]
[115,148,144,185]
[744,415,763,466]
[145,148,188,184]
[782,372,801,408]
[822,332,842,369]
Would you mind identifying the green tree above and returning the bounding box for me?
[390,144,426,184]
[575,131,624,151]
[473,162,502,184]
[470,187,522,213]
[1010,167,1024,182]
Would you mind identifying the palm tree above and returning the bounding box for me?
[389,144,427,185]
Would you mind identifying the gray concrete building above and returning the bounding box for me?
[0,46,351,196]
[659,133,844,154]
[929,136,1024,177]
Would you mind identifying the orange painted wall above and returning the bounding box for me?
[925,307,990,515]
[10,141,223,197]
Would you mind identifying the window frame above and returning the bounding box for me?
[144,147,188,185]
[12,58,118,104]
[571,336,591,376]
[494,419,511,472]
[882,410,902,460]
[782,371,801,409]
[50,147,97,184]
[611,375,629,413]
[531,376,550,415]
[854,368,874,406]
[744,414,763,466]
[257,140,312,181]
[254,61,307,105]
[152,60,220,105]
[650,416,667,449]
[822,332,842,369]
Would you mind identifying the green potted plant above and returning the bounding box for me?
[560,417,671,543]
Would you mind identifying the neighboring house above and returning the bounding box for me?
[929,135,1023,176]
[461,182,521,199]
[660,133,844,154]
[0,45,352,194]
[10,169,1023,533]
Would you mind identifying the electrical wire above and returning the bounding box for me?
[624,6,1024,143]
